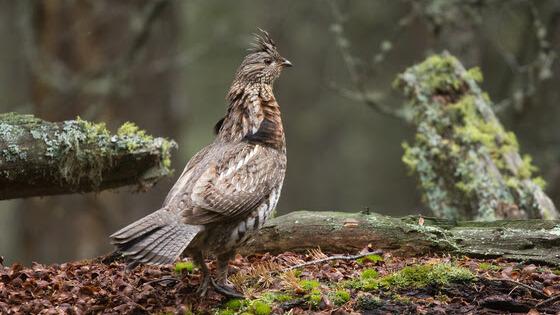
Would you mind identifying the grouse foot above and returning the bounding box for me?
[211,278,244,298]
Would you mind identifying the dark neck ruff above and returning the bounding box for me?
[217,82,285,150]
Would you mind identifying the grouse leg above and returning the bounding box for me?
[211,250,244,298]
[192,251,211,297]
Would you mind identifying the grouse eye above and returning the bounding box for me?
[264,58,272,65]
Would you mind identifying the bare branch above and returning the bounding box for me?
[327,0,408,120]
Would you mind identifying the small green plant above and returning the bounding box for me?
[357,254,384,264]
[299,279,320,291]
[224,298,245,311]
[250,300,272,315]
[361,269,379,279]
[307,288,322,308]
[478,262,501,271]
[258,292,296,304]
[330,290,350,306]
[174,261,194,274]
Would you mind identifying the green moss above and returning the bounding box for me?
[116,121,154,151]
[306,288,322,307]
[56,118,113,186]
[160,139,174,170]
[382,263,474,289]
[342,272,379,291]
[217,292,297,315]
[356,254,384,264]
[299,279,320,291]
[533,176,547,190]
[329,290,350,306]
[361,269,379,280]
[224,298,245,311]
[467,67,483,83]
[0,112,42,126]
[398,54,465,94]
[478,262,501,271]
[346,263,474,293]
[250,300,271,315]
[174,261,194,273]
[258,292,295,304]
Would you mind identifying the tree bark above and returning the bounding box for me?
[0,113,175,200]
[396,53,558,221]
[240,211,560,266]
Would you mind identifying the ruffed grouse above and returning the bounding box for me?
[110,30,291,297]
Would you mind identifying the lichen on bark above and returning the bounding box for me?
[395,53,557,220]
[0,112,176,199]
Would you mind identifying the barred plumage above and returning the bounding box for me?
[110,29,291,297]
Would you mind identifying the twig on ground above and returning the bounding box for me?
[144,276,180,286]
[484,277,547,298]
[536,294,560,308]
[280,250,383,273]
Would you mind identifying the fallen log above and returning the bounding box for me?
[240,210,560,265]
[0,113,176,199]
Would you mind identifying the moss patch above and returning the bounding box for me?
[329,290,350,306]
[356,254,384,264]
[298,279,320,291]
[381,263,474,288]
[344,263,474,292]
[174,261,194,274]
[478,262,501,271]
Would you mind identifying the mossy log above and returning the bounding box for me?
[0,113,175,199]
[396,53,557,220]
[240,211,560,265]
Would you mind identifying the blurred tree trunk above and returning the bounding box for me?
[397,53,558,221]
[0,0,33,264]
[15,0,183,264]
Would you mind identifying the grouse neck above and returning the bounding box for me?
[217,82,285,150]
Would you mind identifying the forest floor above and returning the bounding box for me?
[1,250,559,315]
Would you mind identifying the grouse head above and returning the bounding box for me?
[234,29,292,85]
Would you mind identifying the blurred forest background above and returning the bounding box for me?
[0,0,559,265]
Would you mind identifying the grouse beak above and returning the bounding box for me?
[281,58,293,67]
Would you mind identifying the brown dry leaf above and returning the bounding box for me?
[543,286,557,296]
